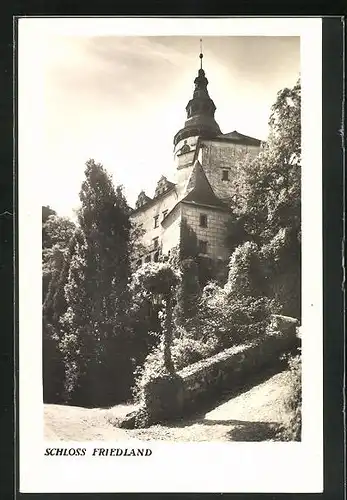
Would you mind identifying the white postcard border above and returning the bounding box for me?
[18,17,323,493]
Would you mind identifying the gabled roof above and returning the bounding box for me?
[131,184,176,215]
[134,190,152,210]
[153,175,176,199]
[217,130,261,146]
[182,160,229,210]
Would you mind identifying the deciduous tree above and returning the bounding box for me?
[232,79,301,317]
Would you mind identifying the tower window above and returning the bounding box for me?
[199,214,208,228]
[154,215,159,228]
[222,169,230,181]
[153,237,159,249]
[162,210,168,220]
[198,240,208,254]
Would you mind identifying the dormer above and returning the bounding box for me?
[179,140,191,155]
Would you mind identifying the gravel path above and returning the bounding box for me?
[44,369,292,442]
[44,403,139,441]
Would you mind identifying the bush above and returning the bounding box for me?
[171,330,220,370]
[133,333,218,404]
[141,372,185,426]
[194,281,275,348]
[226,241,266,298]
[277,353,302,441]
[133,273,276,406]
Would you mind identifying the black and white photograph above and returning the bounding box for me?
[18,17,323,494]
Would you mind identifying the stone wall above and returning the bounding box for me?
[131,189,179,261]
[181,203,231,261]
[201,139,260,202]
[178,327,299,413]
[130,136,261,266]
[122,317,299,428]
[161,206,182,255]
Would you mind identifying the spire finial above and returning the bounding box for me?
[199,38,203,69]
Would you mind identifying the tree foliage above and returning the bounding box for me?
[243,80,300,243]
[225,241,266,298]
[228,79,301,317]
[42,212,76,301]
[42,207,76,403]
[42,79,302,408]
[59,159,133,406]
[42,205,57,249]
[129,261,180,374]
[174,258,201,326]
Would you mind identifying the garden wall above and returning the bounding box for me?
[178,324,299,413]
[121,315,300,428]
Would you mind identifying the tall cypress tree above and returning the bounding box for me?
[60,159,133,406]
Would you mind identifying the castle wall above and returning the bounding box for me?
[174,164,194,199]
[173,135,199,199]
[181,203,231,261]
[200,140,260,202]
[131,136,260,265]
[131,189,178,256]
[162,206,182,255]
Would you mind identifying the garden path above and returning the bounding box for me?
[44,368,292,442]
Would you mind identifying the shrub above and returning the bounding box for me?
[133,333,219,404]
[129,261,180,299]
[140,372,185,426]
[225,241,266,298]
[261,227,301,318]
[194,281,275,348]
[171,331,219,370]
[133,278,275,405]
[277,353,302,441]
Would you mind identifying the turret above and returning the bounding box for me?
[173,41,221,151]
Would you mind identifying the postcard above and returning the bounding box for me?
[18,16,323,493]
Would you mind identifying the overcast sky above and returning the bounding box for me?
[21,35,300,218]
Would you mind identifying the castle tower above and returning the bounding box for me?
[174,42,221,169]
[130,41,262,270]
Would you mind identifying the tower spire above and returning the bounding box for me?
[199,38,203,69]
[173,38,221,148]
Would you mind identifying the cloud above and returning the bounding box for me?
[20,33,300,217]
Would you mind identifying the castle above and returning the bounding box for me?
[130,50,262,272]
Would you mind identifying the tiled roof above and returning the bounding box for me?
[182,161,229,210]
[217,130,261,146]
